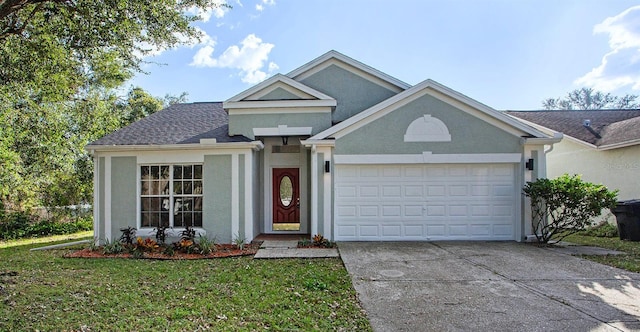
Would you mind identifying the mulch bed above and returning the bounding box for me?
[65,243,261,260]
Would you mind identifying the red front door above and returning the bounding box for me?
[272,168,300,223]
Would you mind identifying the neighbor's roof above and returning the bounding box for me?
[88,102,250,146]
[506,110,640,148]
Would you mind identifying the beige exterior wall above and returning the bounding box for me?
[547,139,640,200]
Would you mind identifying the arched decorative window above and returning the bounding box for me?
[404,115,451,142]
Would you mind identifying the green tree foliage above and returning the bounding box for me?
[0,0,220,210]
[542,88,639,110]
[523,174,618,243]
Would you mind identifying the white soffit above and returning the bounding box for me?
[253,125,313,137]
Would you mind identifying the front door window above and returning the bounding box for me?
[272,168,300,231]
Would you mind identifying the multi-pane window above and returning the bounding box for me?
[140,164,203,228]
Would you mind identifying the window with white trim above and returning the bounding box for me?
[140,164,203,228]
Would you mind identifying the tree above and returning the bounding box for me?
[0,0,217,211]
[542,88,639,110]
[523,174,618,243]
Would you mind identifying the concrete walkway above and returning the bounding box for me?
[339,241,640,332]
[253,240,339,259]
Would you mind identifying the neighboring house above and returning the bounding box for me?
[506,110,640,200]
[87,51,560,243]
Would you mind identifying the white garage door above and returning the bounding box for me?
[334,164,517,241]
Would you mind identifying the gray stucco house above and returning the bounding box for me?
[87,50,561,243]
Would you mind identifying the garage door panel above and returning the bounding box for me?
[360,186,379,197]
[382,205,401,216]
[448,224,468,236]
[382,185,401,197]
[337,186,357,198]
[405,185,424,196]
[359,225,380,237]
[471,205,491,216]
[405,205,424,216]
[427,185,446,196]
[359,205,379,217]
[335,164,516,241]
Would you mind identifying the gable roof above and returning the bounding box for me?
[88,102,251,147]
[506,110,640,149]
[310,79,551,140]
[225,73,336,103]
[287,50,411,93]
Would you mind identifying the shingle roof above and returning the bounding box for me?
[89,102,250,146]
[505,110,640,147]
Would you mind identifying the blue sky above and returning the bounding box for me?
[130,0,640,110]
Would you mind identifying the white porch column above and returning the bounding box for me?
[231,153,240,239]
[244,152,254,242]
[310,145,318,237]
[317,146,333,240]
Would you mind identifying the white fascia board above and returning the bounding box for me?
[245,81,316,100]
[509,116,596,149]
[224,99,337,109]
[334,152,522,164]
[521,132,564,145]
[86,141,264,153]
[299,139,336,147]
[425,81,550,138]
[227,106,333,115]
[287,50,411,92]
[225,74,337,102]
[598,139,640,150]
[253,125,313,137]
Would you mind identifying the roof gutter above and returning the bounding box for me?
[598,138,640,151]
[520,132,563,145]
[85,140,265,153]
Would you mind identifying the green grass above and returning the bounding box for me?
[564,233,640,273]
[0,235,371,331]
[0,231,93,249]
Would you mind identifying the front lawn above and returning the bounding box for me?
[564,232,640,273]
[0,237,371,331]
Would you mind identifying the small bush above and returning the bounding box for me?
[0,212,92,240]
[119,226,136,245]
[233,233,245,250]
[103,239,124,255]
[581,222,619,238]
[197,235,215,255]
[523,174,618,243]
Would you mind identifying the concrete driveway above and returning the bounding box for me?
[339,242,640,332]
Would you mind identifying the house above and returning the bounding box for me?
[506,110,640,200]
[87,50,561,243]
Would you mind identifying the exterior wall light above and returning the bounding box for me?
[525,158,534,171]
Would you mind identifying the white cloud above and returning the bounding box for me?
[186,1,230,21]
[575,5,640,92]
[256,0,275,12]
[190,34,278,84]
[134,27,215,59]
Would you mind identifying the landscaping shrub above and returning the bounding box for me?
[523,174,618,243]
[0,211,92,240]
[580,222,619,238]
